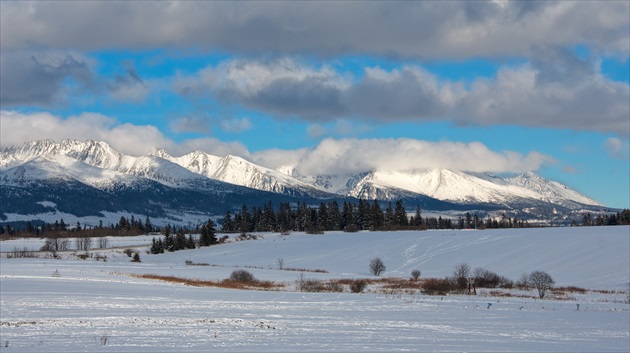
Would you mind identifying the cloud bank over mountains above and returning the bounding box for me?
[0,111,553,176]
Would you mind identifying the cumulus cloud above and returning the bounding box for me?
[175,57,456,121]
[1,1,627,59]
[174,58,348,120]
[0,51,92,107]
[176,56,629,132]
[0,110,248,157]
[1,111,553,176]
[454,50,630,132]
[252,138,554,176]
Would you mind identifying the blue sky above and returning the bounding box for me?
[1,1,629,208]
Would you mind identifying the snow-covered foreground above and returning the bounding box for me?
[1,227,629,352]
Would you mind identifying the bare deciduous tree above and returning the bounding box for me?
[277,258,284,270]
[529,270,555,299]
[75,237,92,252]
[452,263,470,292]
[369,257,386,276]
[411,269,421,281]
[40,236,70,257]
[97,237,109,249]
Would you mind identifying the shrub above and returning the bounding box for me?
[411,269,421,281]
[473,267,513,289]
[350,280,368,293]
[230,269,256,283]
[422,278,452,295]
[369,257,386,276]
[299,279,325,292]
[124,248,134,257]
[327,282,344,293]
[132,252,141,262]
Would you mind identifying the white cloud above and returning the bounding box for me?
[604,137,629,159]
[454,54,630,132]
[0,110,248,157]
[253,138,554,176]
[1,111,554,176]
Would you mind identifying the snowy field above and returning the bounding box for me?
[1,226,629,352]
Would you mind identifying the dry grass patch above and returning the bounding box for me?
[131,274,283,291]
[552,286,588,295]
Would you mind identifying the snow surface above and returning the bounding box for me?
[1,227,628,352]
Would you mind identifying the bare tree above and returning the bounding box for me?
[411,269,421,281]
[97,237,109,249]
[529,270,555,299]
[277,258,284,270]
[452,263,470,292]
[75,237,92,252]
[369,257,386,276]
[41,236,70,257]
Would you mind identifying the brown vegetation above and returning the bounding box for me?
[131,274,282,291]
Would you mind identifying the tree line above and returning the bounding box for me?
[2,204,628,238]
[572,210,630,227]
[218,199,534,234]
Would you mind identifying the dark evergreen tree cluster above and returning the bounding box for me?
[575,209,630,226]
[150,219,216,254]
[218,199,474,233]
[220,200,417,233]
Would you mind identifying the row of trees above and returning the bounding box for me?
[2,206,628,238]
[219,200,532,234]
[574,210,630,227]
[0,215,156,237]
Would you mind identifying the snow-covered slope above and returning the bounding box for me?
[159,150,330,196]
[1,227,628,352]
[291,167,602,208]
[505,172,602,207]
[0,154,135,188]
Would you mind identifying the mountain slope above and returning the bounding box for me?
[0,139,606,225]
[159,150,334,197]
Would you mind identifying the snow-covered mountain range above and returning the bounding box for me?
[0,139,605,224]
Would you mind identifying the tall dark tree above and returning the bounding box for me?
[394,200,408,227]
[371,200,384,230]
[163,225,174,252]
[174,228,187,251]
[199,219,217,247]
[221,211,234,233]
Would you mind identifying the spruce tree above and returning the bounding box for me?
[163,225,174,252]
[199,219,217,247]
